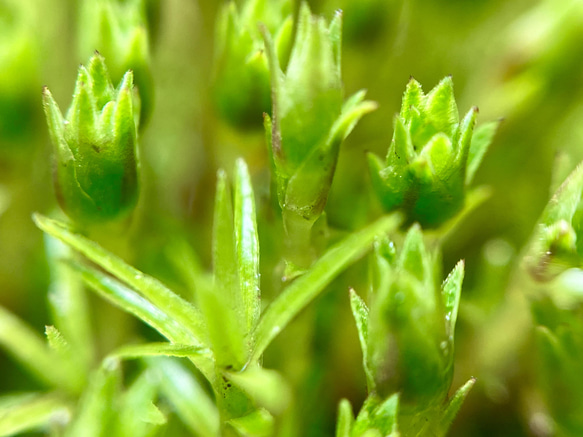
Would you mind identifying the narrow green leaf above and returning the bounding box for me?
[114,370,166,437]
[329,91,377,145]
[33,214,206,346]
[149,357,220,437]
[252,213,401,361]
[45,325,70,356]
[213,169,238,302]
[65,363,121,437]
[389,116,413,165]
[441,260,465,337]
[349,289,374,392]
[45,233,94,373]
[198,278,246,369]
[88,52,114,108]
[67,67,97,145]
[425,76,458,137]
[351,396,379,437]
[228,408,274,437]
[456,107,478,167]
[335,399,354,437]
[207,170,247,367]
[234,159,261,335]
[108,342,211,361]
[225,365,291,414]
[466,120,499,184]
[71,260,198,345]
[437,377,476,437]
[398,224,426,282]
[400,78,424,120]
[0,393,71,436]
[371,393,399,436]
[0,306,81,394]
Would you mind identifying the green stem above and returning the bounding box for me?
[283,208,316,272]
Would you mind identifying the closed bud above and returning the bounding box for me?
[263,3,376,266]
[524,162,583,282]
[213,0,292,130]
[369,77,498,228]
[79,0,154,127]
[42,54,139,225]
[367,225,464,426]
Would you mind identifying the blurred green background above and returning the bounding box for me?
[2,0,583,435]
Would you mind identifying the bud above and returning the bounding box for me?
[367,225,464,426]
[213,0,293,130]
[42,54,139,225]
[263,2,377,266]
[368,77,497,228]
[524,162,583,282]
[79,0,154,126]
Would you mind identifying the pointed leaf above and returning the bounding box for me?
[108,342,211,361]
[64,363,121,437]
[226,365,291,414]
[0,306,81,394]
[371,393,399,436]
[441,260,465,336]
[33,214,206,346]
[115,370,166,437]
[198,278,246,369]
[69,260,199,345]
[398,224,426,282]
[425,76,458,137]
[228,408,274,437]
[438,378,476,437]
[335,399,354,437]
[349,289,375,391]
[466,120,499,184]
[0,392,71,436]
[149,357,220,437]
[456,107,478,168]
[251,213,401,361]
[45,233,94,373]
[400,78,424,120]
[234,159,261,335]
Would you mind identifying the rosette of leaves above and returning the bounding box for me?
[343,226,474,436]
[213,0,293,130]
[79,0,154,126]
[263,2,377,268]
[42,54,140,226]
[368,77,498,229]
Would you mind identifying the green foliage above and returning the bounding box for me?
[213,0,292,130]
[4,1,583,436]
[79,0,154,125]
[368,78,498,228]
[263,2,376,267]
[347,227,472,436]
[42,54,139,225]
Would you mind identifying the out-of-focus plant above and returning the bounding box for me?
[263,2,377,270]
[0,0,40,147]
[341,226,474,437]
[42,54,140,226]
[213,0,293,130]
[368,77,498,229]
[522,162,583,436]
[78,0,154,126]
